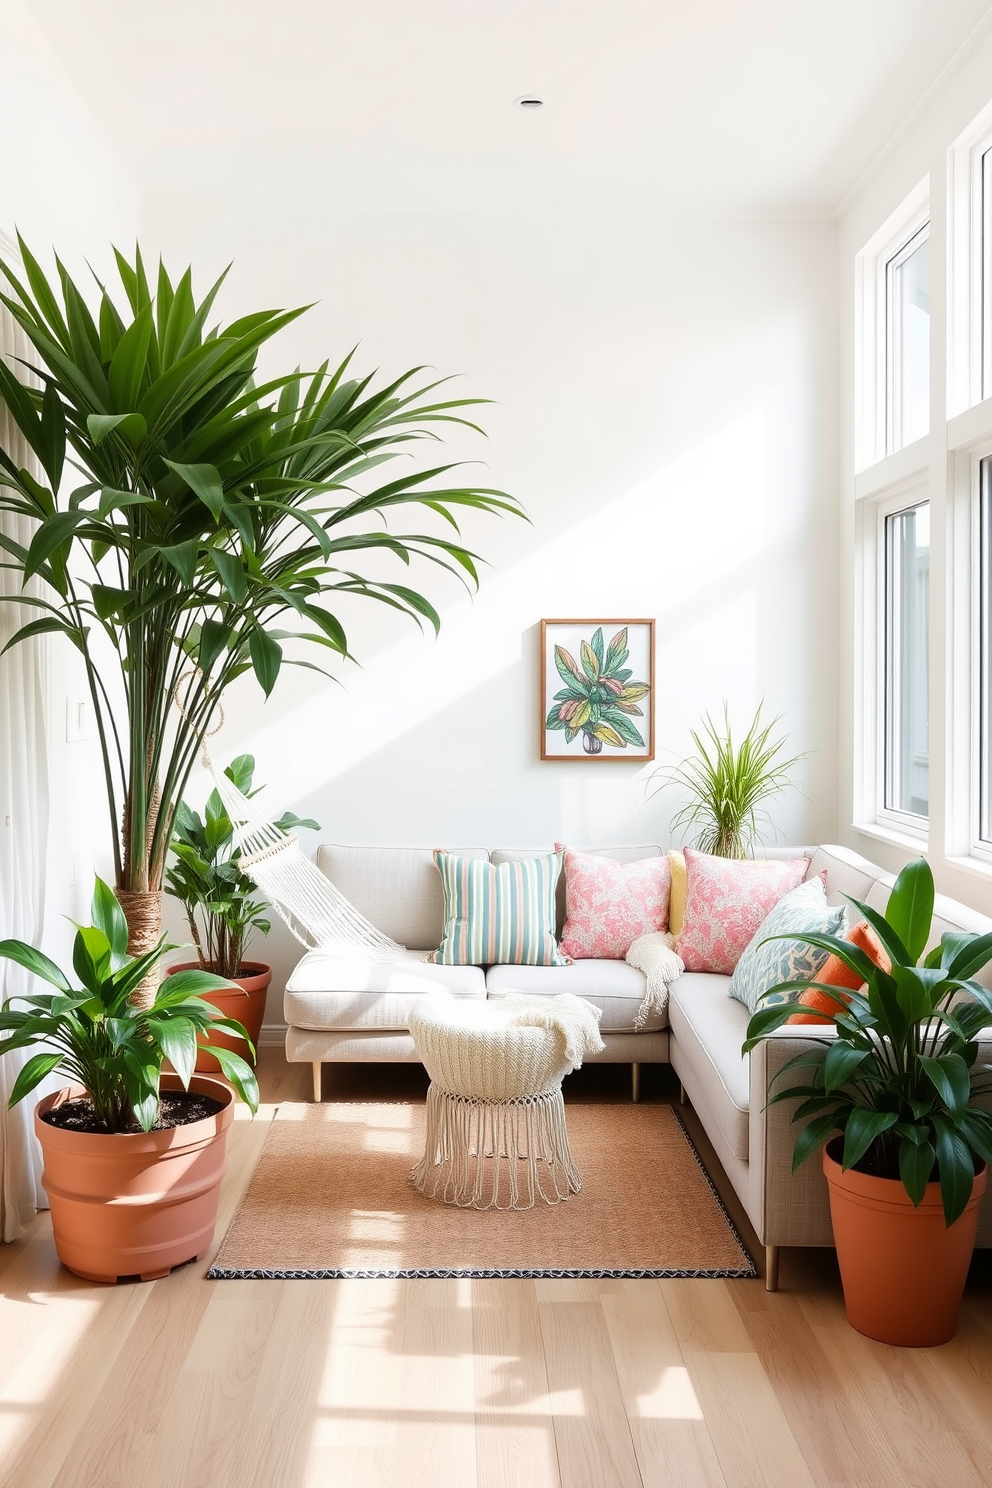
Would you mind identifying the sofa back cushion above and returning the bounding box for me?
[315,845,490,949]
[556,843,670,958]
[677,849,810,974]
[427,849,568,966]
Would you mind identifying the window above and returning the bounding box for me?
[854,179,929,470]
[885,225,930,454]
[883,501,930,820]
[979,460,992,844]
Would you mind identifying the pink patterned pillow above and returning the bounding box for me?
[556,845,670,959]
[677,848,810,974]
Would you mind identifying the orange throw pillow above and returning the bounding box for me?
[786,920,891,1025]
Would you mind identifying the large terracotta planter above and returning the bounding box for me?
[167,960,271,1072]
[823,1137,987,1346]
[35,1074,235,1284]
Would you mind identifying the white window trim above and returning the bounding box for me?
[944,401,992,866]
[855,177,930,473]
[948,100,992,418]
[855,475,931,846]
[885,221,931,457]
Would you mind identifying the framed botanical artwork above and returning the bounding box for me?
[540,619,655,762]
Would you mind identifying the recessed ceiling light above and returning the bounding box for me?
[514,95,545,109]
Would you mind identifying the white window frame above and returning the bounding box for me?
[884,223,931,457]
[855,178,930,473]
[947,100,992,417]
[856,476,931,845]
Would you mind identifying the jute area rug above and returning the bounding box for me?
[208,1101,755,1280]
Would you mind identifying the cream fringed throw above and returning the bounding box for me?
[497,992,605,1068]
[625,931,685,1029]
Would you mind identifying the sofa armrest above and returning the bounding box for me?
[748,1028,836,1249]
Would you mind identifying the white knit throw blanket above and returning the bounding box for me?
[625,931,685,1029]
[499,993,605,1069]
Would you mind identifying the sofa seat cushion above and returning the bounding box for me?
[668,973,751,1160]
[284,949,486,1031]
[485,959,666,1032]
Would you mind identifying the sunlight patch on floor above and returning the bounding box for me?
[0,1294,101,1460]
[637,1363,704,1420]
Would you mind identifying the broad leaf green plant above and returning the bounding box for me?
[545,626,650,755]
[0,878,259,1132]
[743,858,992,1225]
[165,753,318,979]
[649,702,804,858]
[0,238,524,958]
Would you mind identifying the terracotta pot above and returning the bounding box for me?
[167,960,271,1072]
[823,1137,987,1346]
[35,1074,235,1284]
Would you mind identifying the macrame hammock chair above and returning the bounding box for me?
[183,694,403,960]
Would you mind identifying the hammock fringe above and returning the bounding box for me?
[201,745,403,960]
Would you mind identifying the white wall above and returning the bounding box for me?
[0,2,138,959]
[837,10,992,913]
[140,192,841,1020]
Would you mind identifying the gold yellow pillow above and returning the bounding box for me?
[667,850,686,936]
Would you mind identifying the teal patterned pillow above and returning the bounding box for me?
[728,877,846,1016]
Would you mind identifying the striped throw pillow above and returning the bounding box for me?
[428,850,567,966]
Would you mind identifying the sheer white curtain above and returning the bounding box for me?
[0,300,51,1240]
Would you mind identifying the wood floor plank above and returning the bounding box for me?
[539,1299,642,1488]
[684,1350,818,1488]
[472,1279,561,1488]
[601,1281,729,1488]
[661,1278,755,1353]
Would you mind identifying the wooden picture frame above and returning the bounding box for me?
[540,619,655,762]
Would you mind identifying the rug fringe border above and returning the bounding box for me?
[669,1104,757,1277]
[207,1263,757,1280]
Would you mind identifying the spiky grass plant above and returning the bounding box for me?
[650,703,804,859]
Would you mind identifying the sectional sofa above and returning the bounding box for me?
[283,841,992,1287]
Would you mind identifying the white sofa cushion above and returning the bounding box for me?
[668,973,751,1160]
[284,949,486,1031]
[485,958,666,1032]
[315,844,490,949]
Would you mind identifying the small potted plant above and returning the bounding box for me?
[0,878,259,1283]
[649,703,804,858]
[744,857,992,1345]
[165,754,318,1069]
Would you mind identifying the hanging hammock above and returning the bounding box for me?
[201,743,404,958]
[168,667,404,962]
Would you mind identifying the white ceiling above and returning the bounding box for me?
[24,0,992,217]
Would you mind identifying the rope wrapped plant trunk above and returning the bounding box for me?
[114,889,164,1010]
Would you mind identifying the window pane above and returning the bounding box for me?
[980,460,992,843]
[884,502,929,818]
[886,227,930,453]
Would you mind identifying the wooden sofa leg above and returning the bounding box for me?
[631,1062,641,1103]
[765,1245,780,1292]
[679,1081,688,1107]
[312,1061,322,1102]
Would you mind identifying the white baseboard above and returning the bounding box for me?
[260,1021,288,1048]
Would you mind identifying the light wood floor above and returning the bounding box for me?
[3,1050,992,1488]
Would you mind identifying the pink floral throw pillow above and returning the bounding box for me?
[557,845,670,960]
[676,848,810,974]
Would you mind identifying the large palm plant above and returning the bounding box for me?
[0,239,523,978]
